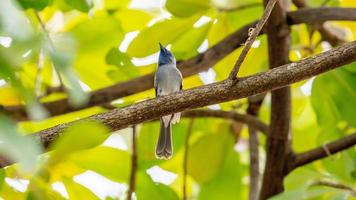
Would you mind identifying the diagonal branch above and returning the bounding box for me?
[34,41,355,148]
[228,0,278,79]
[3,8,355,121]
[291,132,356,170]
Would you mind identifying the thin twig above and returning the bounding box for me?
[292,132,356,170]
[228,0,278,79]
[35,49,45,97]
[34,11,64,87]
[183,119,194,200]
[127,126,137,200]
[217,2,261,12]
[312,180,356,196]
[246,94,265,200]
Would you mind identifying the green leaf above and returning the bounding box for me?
[198,148,244,200]
[64,0,93,12]
[104,0,129,10]
[136,172,179,200]
[105,47,140,81]
[114,9,153,32]
[0,169,5,190]
[0,114,42,172]
[62,176,99,200]
[18,0,52,10]
[0,0,34,40]
[311,64,356,128]
[127,16,199,57]
[171,21,212,60]
[166,0,211,17]
[69,15,124,88]
[50,121,109,157]
[188,132,232,183]
[69,146,131,182]
[46,34,89,107]
[270,188,327,200]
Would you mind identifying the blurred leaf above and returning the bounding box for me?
[312,64,356,129]
[188,132,232,183]
[27,177,65,200]
[64,0,93,12]
[114,9,152,32]
[166,0,211,17]
[46,34,89,107]
[50,121,109,158]
[0,0,34,40]
[197,145,243,200]
[136,172,179,200]
[105,47,140,80]
[270,188,327,200]
[69,15,124,88]
[172,21,212,60]
[69,146,130,182]
[18,0,52,10]
[0,169,5,190]
[127,16,198,57]
[0,114,42,172]
[62,176,98,200]
[104,0,129,10]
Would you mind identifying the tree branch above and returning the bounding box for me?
[34,41,355,148]
[127,126,137,200]
[291,132,356,170]
[311,180,356,196]
[246,94,265,200]
[3,8,355,121]
[228,0,278,79]
[287,7,356,25]
[260,0,292,199]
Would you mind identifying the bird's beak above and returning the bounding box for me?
[159,43,166,53]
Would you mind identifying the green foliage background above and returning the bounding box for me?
[0,0,355,199]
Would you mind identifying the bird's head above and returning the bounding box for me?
[158,43,176,66]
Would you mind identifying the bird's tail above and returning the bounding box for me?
[156,118,172,159]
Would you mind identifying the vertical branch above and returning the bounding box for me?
[183,119,194,200]
[127,126,137,200]
[247,94,265,200]
[260,0,292,199]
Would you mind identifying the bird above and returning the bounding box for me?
[154,43,182,159]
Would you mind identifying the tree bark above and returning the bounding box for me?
[260,0,291,199]
[34,41,356,148]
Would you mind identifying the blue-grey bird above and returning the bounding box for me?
[154,43,182,159]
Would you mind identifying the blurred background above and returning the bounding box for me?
[0,0,355,199]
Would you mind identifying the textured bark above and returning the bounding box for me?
[3,8,356,121]
[34,41,356,148]
[260,0,291,199]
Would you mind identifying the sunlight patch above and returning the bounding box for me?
[103,133,129,150]
[74,170,127,199]
[194,16,211,28]
[119,31,140,53]
[52,181,69,199]
[5,178,29,192]
[146,166,177,185]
